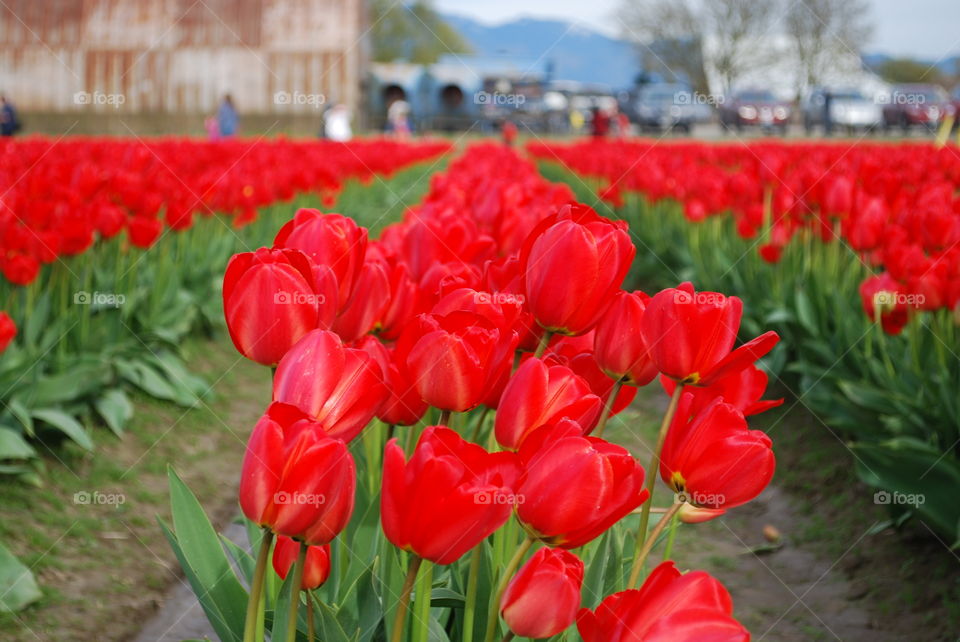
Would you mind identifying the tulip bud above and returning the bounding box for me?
[223,247,337,366]
[239,402,355,545]
[520,203,635,336]
[500,548,584,638]
[272,535,330,590]
[593,290,658,386]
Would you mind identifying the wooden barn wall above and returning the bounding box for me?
[0,0,364,113]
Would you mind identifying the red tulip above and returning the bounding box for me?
[381,426,520,564]
[332,258,390,342]
[272,535,331,590]
[516,420,649,548]
[520,203,635,335]
[661,396,775,512]
[403,310,517,412]
[0,312,15,353]
[500,548,584,638]
[641,282,779,386]
[660,365,783,418]
[577,561,749,642]
[127,216,164,249]
[274,209,368,310]
[593,290,658,386]
[238,402,355,544]
[223,247,337,366]
[494,357,602,450]
[1,254,40,286]
[546,335,638,418]
[273,330,386,442]
[353,336,428,427]
[859,272,910,335]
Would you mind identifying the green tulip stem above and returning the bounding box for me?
[593,379,624,438]
[462,543,483,642]
[628,501,682,588]
[306,590,315,642]
[242,528,274,642]
[630,383,684,584]
[500,632,516,642]
[413,559,434,642]
[484,536,535,642]
[533,330,554,358]
[391,555,423,642]
[662,510,681,561]
[286,542,308,642]
[438,409,452,426]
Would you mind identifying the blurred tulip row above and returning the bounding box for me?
[530,138,960,544]
[168,143,782,642]
[0,137,449,479]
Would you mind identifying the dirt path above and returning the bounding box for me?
[611,387,957,642]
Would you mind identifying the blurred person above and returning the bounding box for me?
[1,95,20,137]
[502,120,518,147]
[217,94,238,137]
[387,98,411,139]
[591,105,610,138]
[823,88,833,137]
[205,114,219,139]
[325,104,352,141]
[570,108,585,133]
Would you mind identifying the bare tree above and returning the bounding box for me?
[616,0,780,94]
[785,0,873,95]
[704,0,781,93]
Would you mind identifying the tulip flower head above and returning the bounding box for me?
[577,561,749,642]
[520,203,635,336]
[238,402,356,545]
[273,329,386,442]
[381,426,520,564]
[500,547,584,638]
[641,282,779,386]
[660,395,775,513]
[516,420,649,548]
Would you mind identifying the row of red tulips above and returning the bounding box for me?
[527,139,960,333]
[1,136,448,289]
[530,138,960,544]
[169,143,783,641]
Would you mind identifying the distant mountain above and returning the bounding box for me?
[440,13,639,88]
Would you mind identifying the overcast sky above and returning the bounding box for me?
[435,0,960,60]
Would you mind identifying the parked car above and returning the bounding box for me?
[720,89,791,134]
[628,84,710,133]
[801,87,882,134]
[882,84,954,132]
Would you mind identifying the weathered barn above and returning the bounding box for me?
[0,0,366,117]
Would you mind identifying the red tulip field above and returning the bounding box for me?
[1,136,959,641]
